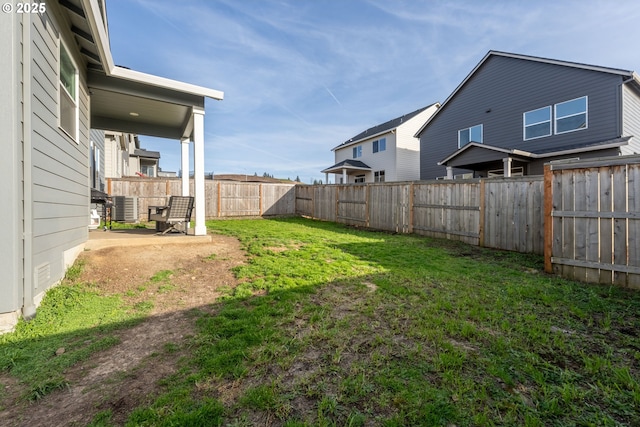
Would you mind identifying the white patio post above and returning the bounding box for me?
[193,107,207,236]
[180,137,190,196]
[446,166,454,180]
[342,168,347,184]
[503,157,512,177]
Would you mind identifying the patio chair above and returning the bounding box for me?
[149,196,194,235]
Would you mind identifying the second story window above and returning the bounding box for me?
[524,106,552,140]
[555,96,587,134]
[353,146,362,158]
[373,138,386,153]
[458,124,483,148]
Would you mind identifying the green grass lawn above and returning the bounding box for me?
[3,217,640,426]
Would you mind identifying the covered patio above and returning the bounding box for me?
[69,0,224,235]
[321,159,372,184]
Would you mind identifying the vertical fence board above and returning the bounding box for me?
[561,170,576,279]
[613,166,628,286]
[573,169,588,282]
[628,164,640,288]
[585,169,600,283]
[599,167,614,284]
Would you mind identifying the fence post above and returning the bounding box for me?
[335,186,340,222]
[544,165,553,273]
[409,183,414,234]
[366,184,370,228]
[217,182,221,217]
[479,179,485,247]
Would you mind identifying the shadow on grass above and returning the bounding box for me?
[2,216,640,426]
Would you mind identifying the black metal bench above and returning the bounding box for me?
[148,196,194,234]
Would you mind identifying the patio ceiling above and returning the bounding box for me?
[88,69,206,140]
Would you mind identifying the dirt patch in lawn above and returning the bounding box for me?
[2,233,245,427]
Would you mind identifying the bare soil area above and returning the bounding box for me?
[2,234,246,427]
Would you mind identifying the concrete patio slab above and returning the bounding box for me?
[86,228,213,250]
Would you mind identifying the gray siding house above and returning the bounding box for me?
[0,0,223,332]
[417,51,640,179]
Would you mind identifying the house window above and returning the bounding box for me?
[373,138,386,153]
[354,175,365,183]
[59,41,78,141]
[140,164,155,177]
[352,146,362,158]
[555,96,587,134]
[458,124,482,148]
[374,170,385,182]
[523,106,551,140]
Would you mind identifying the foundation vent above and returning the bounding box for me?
[35,262,51,290]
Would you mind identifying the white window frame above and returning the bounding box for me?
[554,96,588,135]
[354,174,365,183]
[58,39,79,142]
[374,170,385,182]
[458,124,483,148]
[523,106,552,141]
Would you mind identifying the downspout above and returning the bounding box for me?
[22,13,35,318]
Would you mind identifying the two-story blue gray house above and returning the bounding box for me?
[416,51,640,179]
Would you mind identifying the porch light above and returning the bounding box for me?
[129,112,139,117]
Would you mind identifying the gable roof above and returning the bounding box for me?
[321,159,371,174]
[333,103,438,151]
[415,50,640,137]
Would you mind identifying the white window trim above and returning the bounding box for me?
[554,96,588,135]
[458,124,483,148]
[58,38,79,143]
[523,106,552,141]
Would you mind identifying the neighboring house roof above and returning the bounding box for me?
[321,159,372,174]
[439,137,631,169]
[334,103,439,151]
[131,149,160,159]
[415,50,640,138]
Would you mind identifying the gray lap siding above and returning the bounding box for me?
[30,11,90,295]
[420,55,623,179]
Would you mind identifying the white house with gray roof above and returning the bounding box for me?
[323,103,439,184]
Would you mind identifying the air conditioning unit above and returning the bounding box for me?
[112,196,139,222]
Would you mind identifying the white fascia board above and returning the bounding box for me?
[82,0,223,101]
[111,67,224,100]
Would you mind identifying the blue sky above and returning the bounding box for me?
[106,0,640,183]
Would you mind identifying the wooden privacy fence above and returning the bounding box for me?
[297,177,545,253]
[107,178,296,221]
[544,156,640,288]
